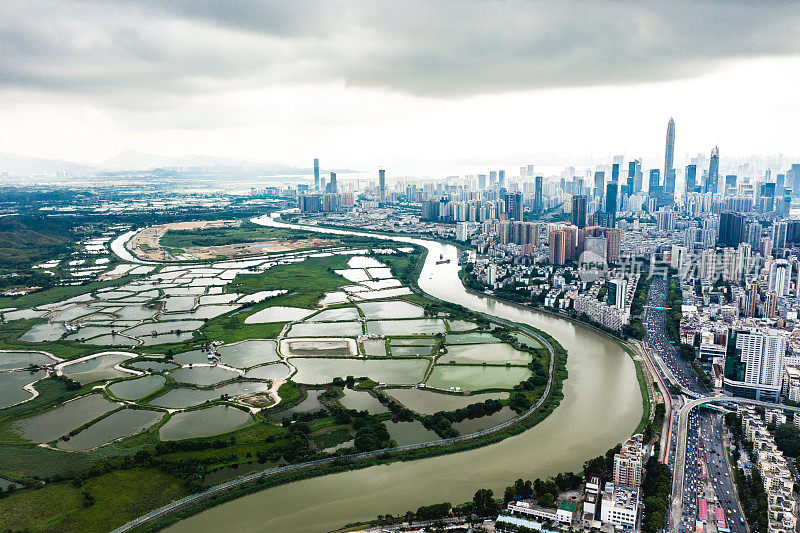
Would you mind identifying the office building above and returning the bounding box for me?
[685,164,697,194]
[571,195,587,228]
[708,146,720,193]
[533,176,543,212]
[313,158,320,191]
[664,117,675,185]
[611,163,619,183]
[327,172,337,194]
[378,168,386,203]
[498,170,505,189]
[594,171,605,198]
[718,212,745,247]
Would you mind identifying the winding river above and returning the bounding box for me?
[164,215,642,533]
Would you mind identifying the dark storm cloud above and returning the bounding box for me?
[2,0,800,103]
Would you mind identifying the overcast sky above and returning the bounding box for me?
[1,1,800,171]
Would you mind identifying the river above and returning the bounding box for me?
[164,215,642,533]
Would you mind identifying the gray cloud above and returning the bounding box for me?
[2,0,800,105]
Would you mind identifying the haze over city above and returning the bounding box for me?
[1,1,800,172]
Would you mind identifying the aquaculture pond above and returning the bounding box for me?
[170,366,240,387]
[18,323,68,342]
[510,332,542,349]
[270,389,327,418]
[287,322,363,338]
[308,307,361,322]
[446,320,477,332]
[290,358,428,386]
[244,363,290,381]
[385,420,438,446]
[357,301,424,320]
[60,352,136,384]
[126,360,179,373]
[425,365,531,392]
[445,332,500,344]
[282,339,356,357]
[108,375,166,400]
[217,340,280,368]
[57,409,164,450]
[441,344,530,365]
[361,339,387,357]
[159,405,254,441]
[173,350,214,365]
[0,351,53,370]
[139,332,196,345]
[245,306,314,324]
[451,408,518,434]
[0,370,45,408]
[13,394,118,443]
[366,319,446,336]
[148,381,271,409]
[389,346,432,357]
[384,389,508,416]
[338,389,389,414]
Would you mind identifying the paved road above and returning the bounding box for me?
[643,277,748,533]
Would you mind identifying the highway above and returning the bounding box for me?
[643,277,747,533]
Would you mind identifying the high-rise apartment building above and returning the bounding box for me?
[613,434,644,490]
[725,328,786,402]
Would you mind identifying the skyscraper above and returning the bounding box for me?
[478,174,487,190]
[508,191,523,221]
[664,169,676,205]
[664,117,675,183]
[605,182,618,228]
[708,146,720,193]
[611,163,619,183]
[378,168,386,203]
[571,195,587,228]
[498,170,505,189]
[649,169,662,207]
[685,164,697,194]
[313,158,320,191]
[718,212,745,247]
[328,172,337,194]
[724,328,786,402]
[533,176,543,212]
[594,171,605,199]
[791,163,800,198]
[489,171,497,188]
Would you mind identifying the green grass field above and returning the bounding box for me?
[0,469,188,533]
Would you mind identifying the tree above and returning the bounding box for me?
[775,423,800,457]
[472,488,498,518]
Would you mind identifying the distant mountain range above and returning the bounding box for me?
[0,151,355,177]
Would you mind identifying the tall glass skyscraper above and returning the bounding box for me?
[664,117,675,182]
[708,146,720,193]
[314,158,320,191]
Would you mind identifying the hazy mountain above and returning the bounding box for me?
[100,150,273,170]
[0,153,96,174]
